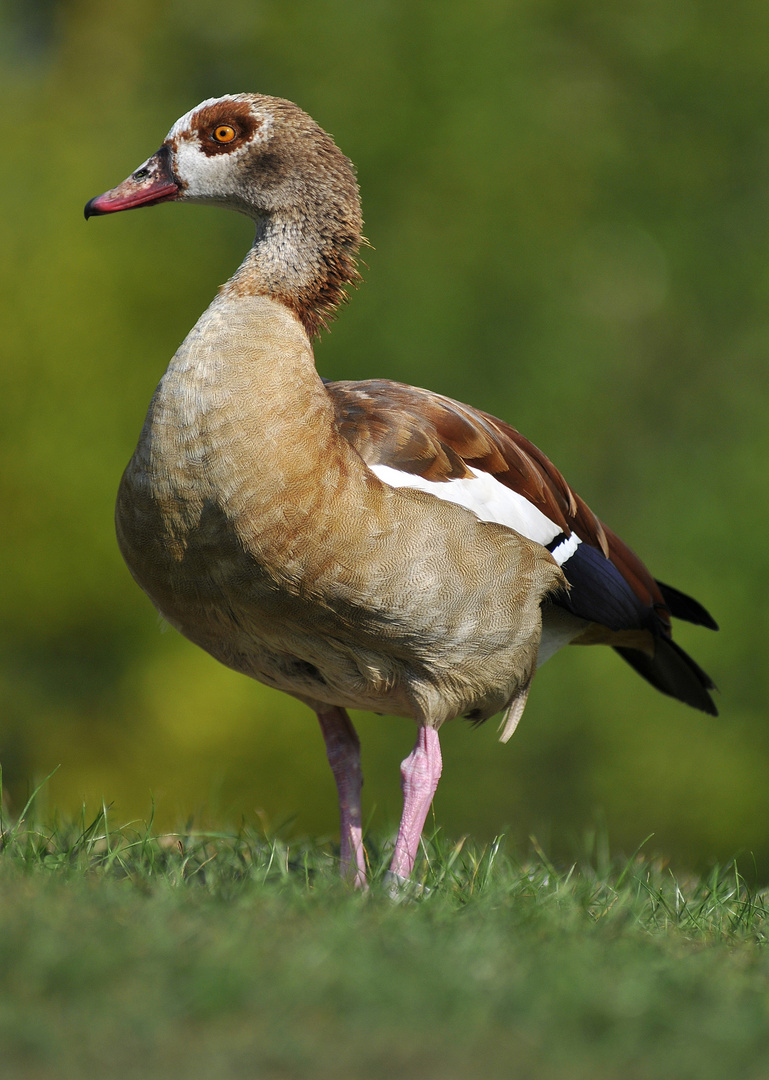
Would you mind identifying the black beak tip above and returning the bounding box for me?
[84,197,100,220]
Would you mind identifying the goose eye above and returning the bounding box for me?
[212,125,237,144]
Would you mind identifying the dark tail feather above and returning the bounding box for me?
[656,580,719,631]
[614,637,718,716]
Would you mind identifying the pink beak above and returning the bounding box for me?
[84,145,180,218]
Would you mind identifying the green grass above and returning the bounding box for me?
[1,799,768,1080]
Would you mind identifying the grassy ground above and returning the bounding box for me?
[1,796,768,1080]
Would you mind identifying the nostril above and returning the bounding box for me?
[133,166,150,180]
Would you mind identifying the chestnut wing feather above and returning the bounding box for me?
[327,377,668,624]
[326,377,717,715]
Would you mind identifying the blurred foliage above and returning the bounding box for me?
[1,0,768,873]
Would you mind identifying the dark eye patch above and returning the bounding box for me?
[193,100,265,157]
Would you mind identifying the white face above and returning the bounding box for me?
[165,95,274,204]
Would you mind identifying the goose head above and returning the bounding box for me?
[85,93,363,336]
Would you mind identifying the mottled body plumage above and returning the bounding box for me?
[116,292,563,727]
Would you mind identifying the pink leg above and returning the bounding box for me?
[316,707,367,888]
[389,725,443,880]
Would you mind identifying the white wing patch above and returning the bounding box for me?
[371,464,581,565]
[548,532,581,564]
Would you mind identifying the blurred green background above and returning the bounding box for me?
[1,0,767,874]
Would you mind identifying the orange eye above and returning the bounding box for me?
[212,124,237,143]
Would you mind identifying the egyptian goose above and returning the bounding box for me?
[85,94,717,887]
